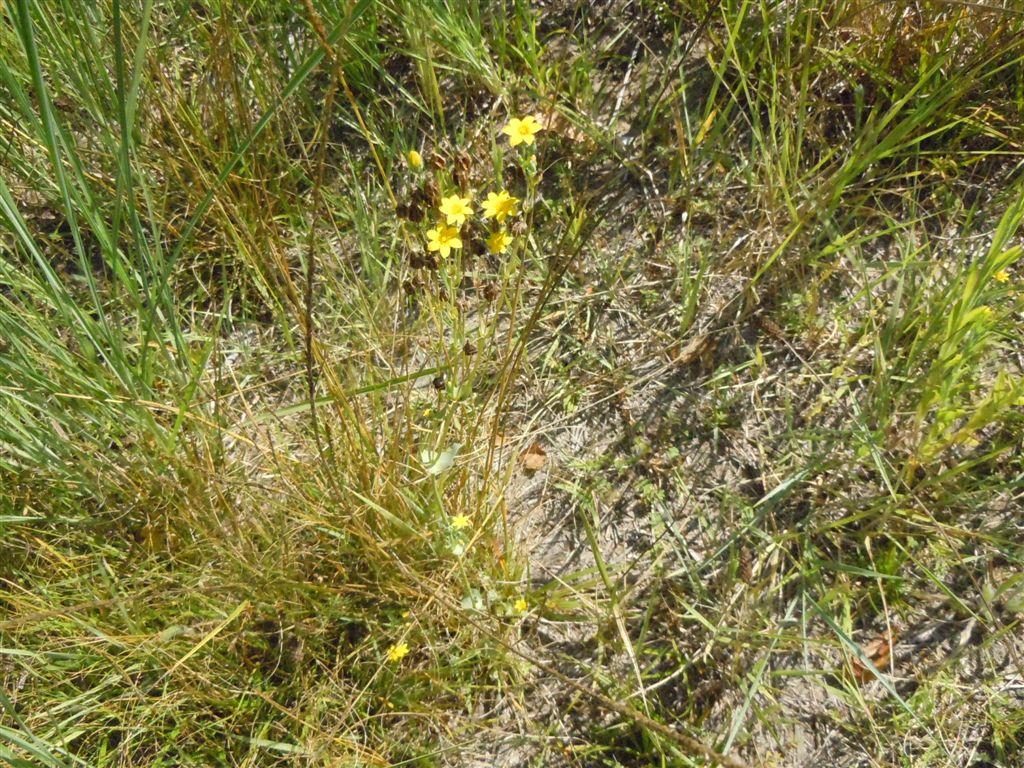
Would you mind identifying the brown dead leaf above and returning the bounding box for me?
[520,441,547,471]
[538,111,591,144]
[850,629,896,684]
[668,333,712,365]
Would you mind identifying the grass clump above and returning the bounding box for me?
[3,2,1024,767]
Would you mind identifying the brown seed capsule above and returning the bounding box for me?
[740,546,753,583]
[410,186,429,217]
[453,149,472,189]
[409,252,425,269]
[402,279,417,296]
[424,177,441,207]
[481,282,499,302]
[462,341,477,356]
[429,151,446,171]
[511,219,528,237]
[422,252,439,271]
[432,374,446,390]
[402,194,425,223]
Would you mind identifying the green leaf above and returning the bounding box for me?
[421,444,460,476]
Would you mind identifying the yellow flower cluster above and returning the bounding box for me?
[425,190,519,257]
[386,641,409,663]
[419,116,542,260]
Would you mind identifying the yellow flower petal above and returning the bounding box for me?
[482,191,519,223]
[439,194,473,227]
[503,115,543,148]
[386,641,409,663]
[426,223,463,259]
[486,230,512,254]
[407,149,423,169]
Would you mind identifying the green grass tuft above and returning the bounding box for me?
[3,2,1024,766]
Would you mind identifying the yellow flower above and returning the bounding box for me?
[386,641,409,663]
[439,194,473,227]
[503,115,543,147]
[482,191,519,223]
[995,270,1010,283]
[486,230,513,255]
[426,224,463,258]
[407,149,423,169]
[451,514,472,530]
[514,597,528,614]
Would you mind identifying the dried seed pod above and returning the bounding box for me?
[409,186,429,219]
[462,340,477,356]
[400,194,425,223]
[429,151,446,171]
[409,251,425,269]
[511,219,528,237]
[402,279,417,296]
[453,149,472,189]
[740,546,753,583]
[423,177,441,207]
[432,374,446,391]
[422,252,439,271]
[481,282,499,302]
